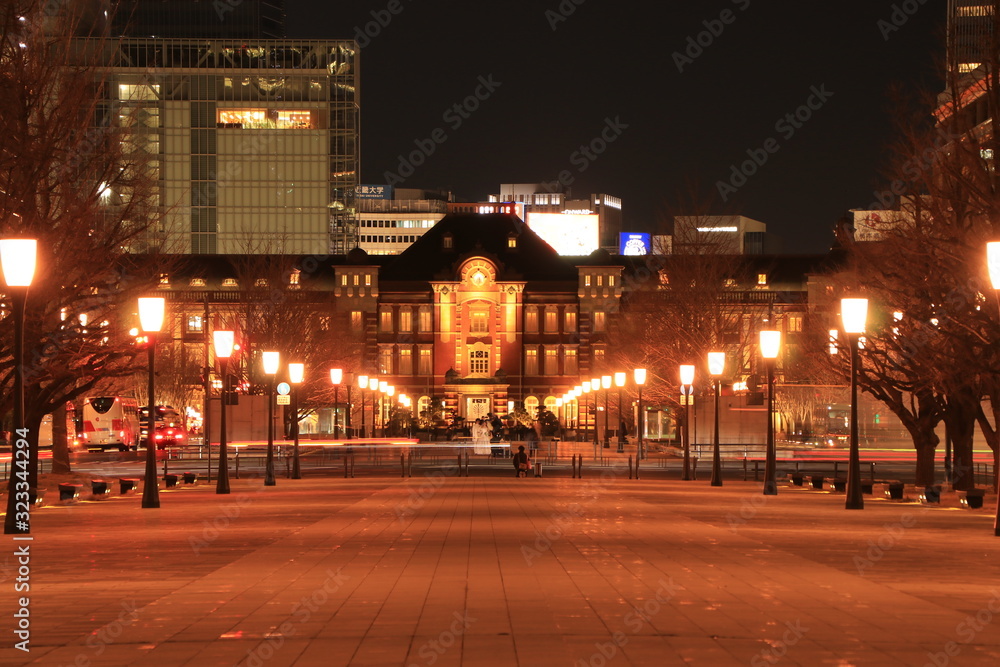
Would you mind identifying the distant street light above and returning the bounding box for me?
[138,297,165,508]
[634,369,646,459]
[289,362,305,479]
[680,364,695,481]
[2,238,37,535]
[263,351,280,487]
[760,330,781,496]
[708,352,726,487]
[213,330,235,494]
[841,298,868,510]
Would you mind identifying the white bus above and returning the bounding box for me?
[81,396,141,452]
[39,403,78,449]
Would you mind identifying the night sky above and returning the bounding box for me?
[286,1,944,254]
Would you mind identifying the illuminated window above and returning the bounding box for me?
[353,274,359,286]
[419,307,432,332]
[508,234,518,248]
[565,311,577,332]
[418,395,432,417]
[255,278,268,287]
[525,348,538,375]
[524,396,539,418]
[787,315,803,333]
[289,269,301,287]
[418,348,432,375]
[544,396,558,414]
[380,308,393,332]
[190,278,206,287]
[544,348,559,375]
[470,308,489,333]
[593,311,606,332]
[609,275,615,287]
[597,275,603,287]
[365,274,372,287]
[564,348,578,375]
[584,275,591,287]
[469,349,489,375]
[757,273,768,286]
[159,274,170,286]
[525,307,539,333]
[186,315,203,333]
[216,108,316,130]
[222,278,238,288]
[351,311,362,331]
[399,348,413,375]
[544,308,558,333]
[399,308,413,332]
[379,347,393,374]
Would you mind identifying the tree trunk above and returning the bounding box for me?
[945,394,978,492]
[913,435,939,487]
[50,402,71,475]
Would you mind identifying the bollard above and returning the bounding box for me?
[534,461,543,477]
[628,455,633,480]
[572,454,577,479]
[635,455,640,480]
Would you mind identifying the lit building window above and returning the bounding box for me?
[379,347,393,374]
[159,274,170,286]
[524,396,539,418]
[353,274,359,286]
[525,307,539,333]
[419,307,432,332]
[341,274,348,286]
[544,396,558,415]
[186,315,203,333]
[216,108,317,130]
[584,275,591,287]
[757,273,768,286]
[365,274,372,287]
[418,348,432,375]
[289,269,301,287]
[508,234,518,248]
[399,348,413,375]
[597,275,603,287]
[565,311,577,332]
[418,395,431,418]
[470,308,489,333]
[190,278,206,287]
[222,278,238,288]
[399,308,413,332]
[788,315,803,332]
[564,348,578,375]
[544,348,559,375]
[593,311,606,332]
[380,308,393,332]
[351,311,362,331]
[255,278,268,287]
[525,348,538,375]
[544,308,558,333]
[469,349,489,375]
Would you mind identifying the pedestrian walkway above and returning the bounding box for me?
[2,472,999,666]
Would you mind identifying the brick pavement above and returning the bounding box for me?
[2,470,999,666]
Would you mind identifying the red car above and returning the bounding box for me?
[152,424,186,449]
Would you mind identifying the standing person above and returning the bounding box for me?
[512,445,530,477]
[489,412,503,441]
[473,417,491,455]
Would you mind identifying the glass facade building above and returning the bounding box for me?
[102,39,359,254]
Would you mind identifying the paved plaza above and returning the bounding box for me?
[2,468,1000,666]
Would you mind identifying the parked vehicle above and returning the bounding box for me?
[81,396,141,452]
[139,406,186,449]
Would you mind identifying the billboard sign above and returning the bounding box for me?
[619,233,650,255]
[526,213,599,255]
[355,185,392,200]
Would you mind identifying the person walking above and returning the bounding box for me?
[512,445,530,477]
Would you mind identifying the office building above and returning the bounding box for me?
[357,187,450,256]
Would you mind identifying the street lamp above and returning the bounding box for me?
[680,364,695,481]
[2,238,37,535]
[263,351,280,486]
[213,330,235,494]
[330,368,343,439]
[358,374,368,438]
[601,375,612,448]
[634,369,646,459]
[591,376,601,447]
[386,385,395,435]
[614,372,626,452]
[368,376,379,436]
[841,297,869,510]
[289,362,304,479]
[379,380,388,436]
[760,330,781,496]
[138,297,165,508]
[708,352,726,487]
[988,241,1000,535]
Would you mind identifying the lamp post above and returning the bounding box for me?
[582,381,592,448]
[760,330,781,495]
[139,297,165,508]
[2,239,36,535]
[614,372,626,452]
[214,330,235,494]
[841,298,869,510]
[591,376,601,447]
[330,368,343,438]
[386,385,395,435]
[708,352,725,487]
[634,369,646,459]
[680,364,695,481]
[263,351,280,486]
[289,362,304,479]
[601,375,612,448]
[379,380,388,436]
[368,377,379,436]
[358,374,368,438]
[346,373,353,440]
[988,242,1000,535]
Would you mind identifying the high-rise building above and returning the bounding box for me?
[112,0,286,39]
[672,215,775,254]
[490,184,623,252]
[357,187,450,255]
[947,1,994,75]
[102,38,359,254]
